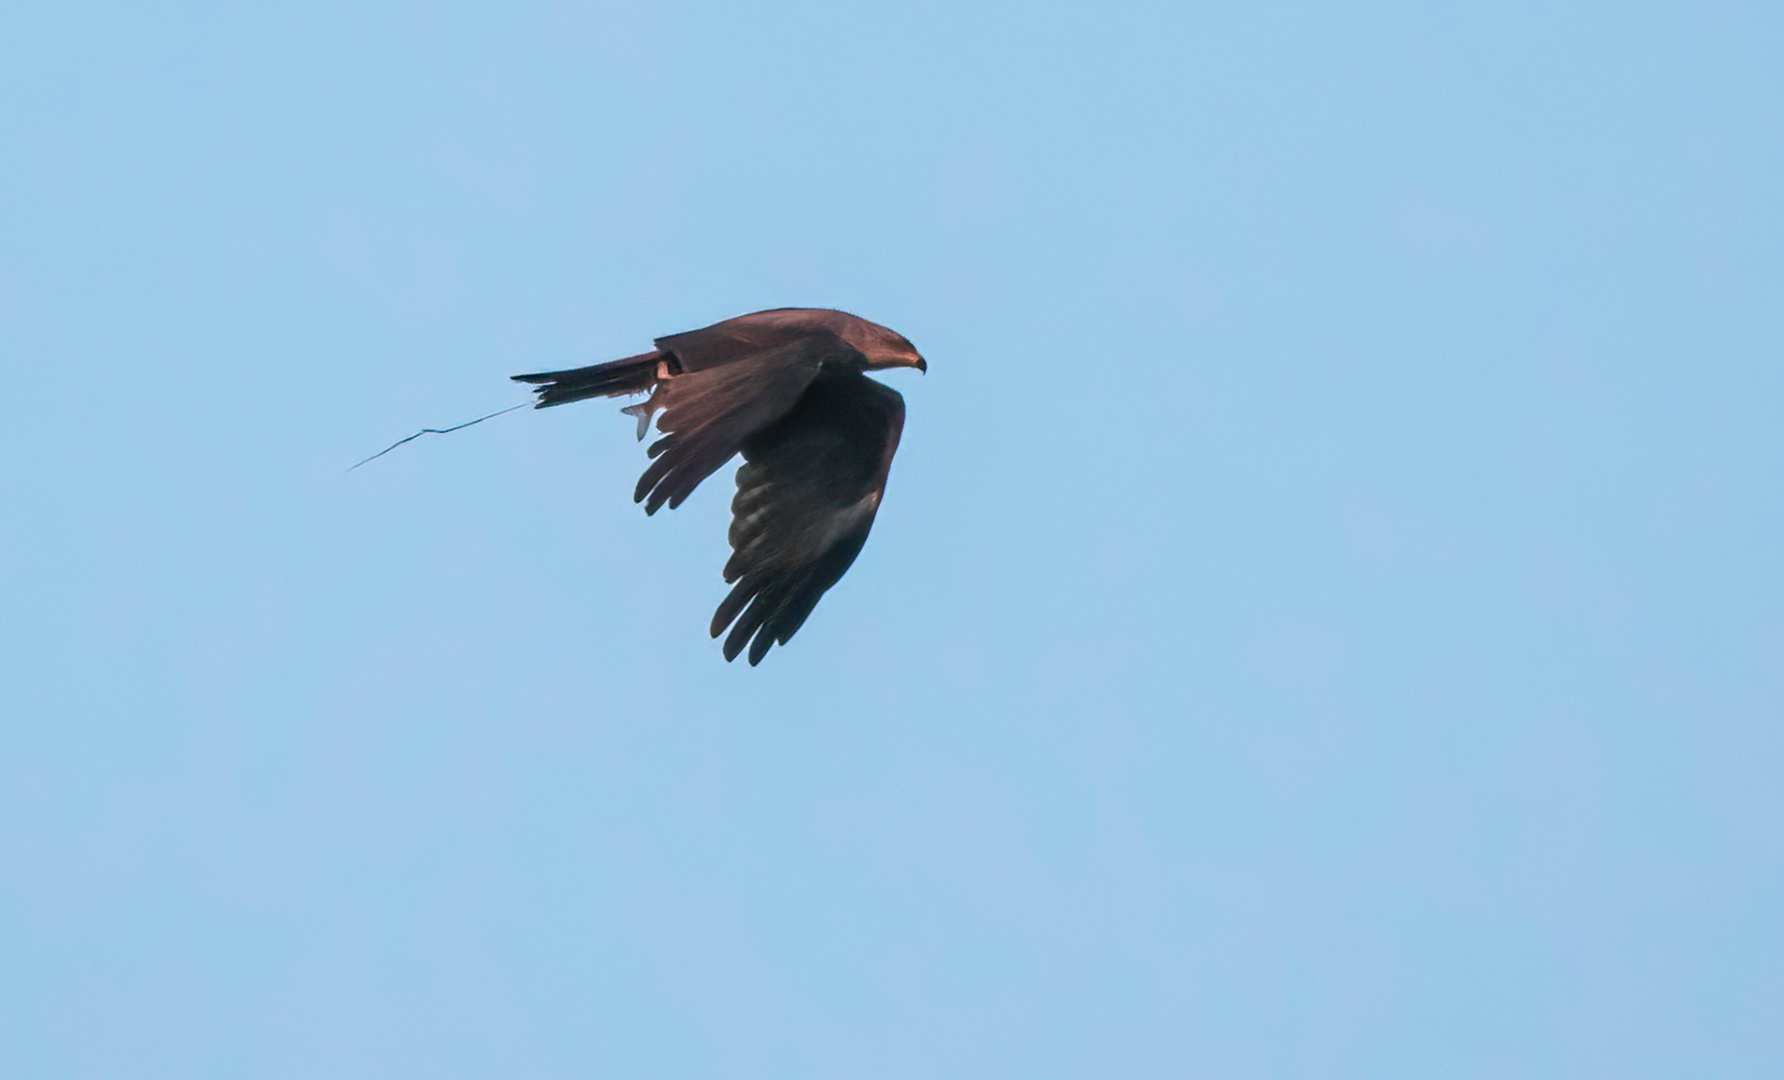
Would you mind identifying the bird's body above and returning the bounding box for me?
[513,308,924,665]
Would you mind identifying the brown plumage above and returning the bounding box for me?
[513,308,925,665]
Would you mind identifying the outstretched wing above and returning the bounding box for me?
[710,373,906,665]
[634,332,859,514]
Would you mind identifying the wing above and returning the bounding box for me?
[709,373,906,665]
[633,332,859,515]
[654,308,853,372]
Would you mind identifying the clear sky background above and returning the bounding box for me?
[3,4,1780,1078]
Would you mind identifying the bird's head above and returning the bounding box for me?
[845,317,927,374]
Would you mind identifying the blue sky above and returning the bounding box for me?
[3,4,1780,1077]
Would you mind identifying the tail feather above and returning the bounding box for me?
[512,350,662,408]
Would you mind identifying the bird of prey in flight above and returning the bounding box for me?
[513,308,925,665]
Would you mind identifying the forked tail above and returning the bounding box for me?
[511,350,663,408]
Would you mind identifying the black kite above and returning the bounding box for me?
[513,308,925,665]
